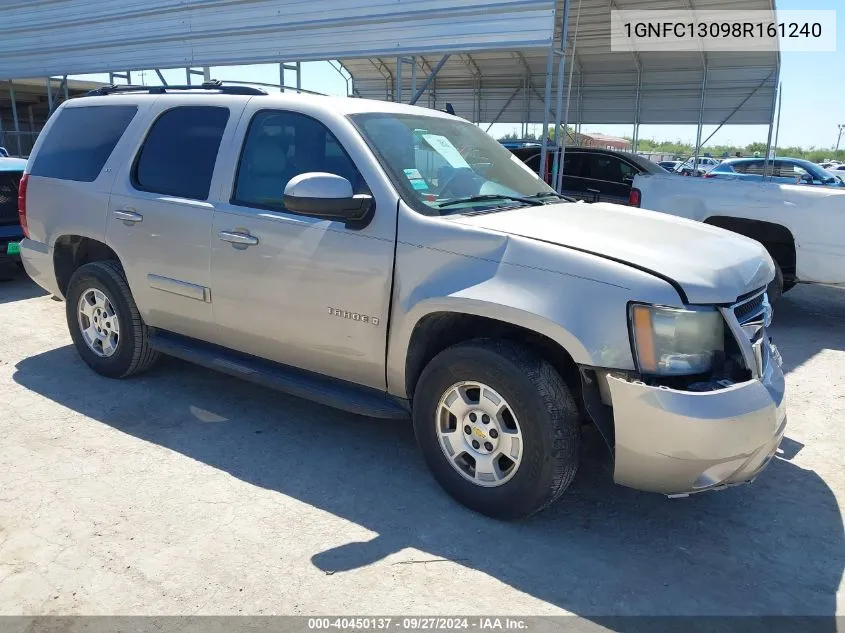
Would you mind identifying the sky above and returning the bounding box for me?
[74,0,844,151]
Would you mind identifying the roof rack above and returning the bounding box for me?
[87,79,267,97]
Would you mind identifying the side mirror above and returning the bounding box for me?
[799,173,815,184]
[283,172,373,228]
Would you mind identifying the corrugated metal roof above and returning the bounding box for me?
[0,0,555,79]
[341,0,780,125]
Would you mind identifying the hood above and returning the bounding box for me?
[451,202,774,305]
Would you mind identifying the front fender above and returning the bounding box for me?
[386,208,683,398]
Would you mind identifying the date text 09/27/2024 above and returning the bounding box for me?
[307,617,528,630]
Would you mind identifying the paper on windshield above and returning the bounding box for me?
[422,134,470,169]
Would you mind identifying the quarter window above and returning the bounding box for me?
[233,110,365,211]
[133,106,230,200]
[30,105,137,182]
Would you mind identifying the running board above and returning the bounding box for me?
[148,330,410,420]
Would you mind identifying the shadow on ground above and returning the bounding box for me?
[13,341,844,625]
[0,269,47,304]
[770,283,845,373]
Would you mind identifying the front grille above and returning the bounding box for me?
[733,291,766,324]
[0,172,22,226]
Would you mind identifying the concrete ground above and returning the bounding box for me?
[0,271,843,620]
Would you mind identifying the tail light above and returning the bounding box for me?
[17,173,29,238]
[702,172,714,178]
[628,187,641,207]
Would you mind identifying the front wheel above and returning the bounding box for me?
[412,340,580,520]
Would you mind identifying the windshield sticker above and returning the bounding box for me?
[403,168,423,180]
[422,134,471,169]
[409,178,429,191]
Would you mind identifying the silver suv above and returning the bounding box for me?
[19,82,786,519]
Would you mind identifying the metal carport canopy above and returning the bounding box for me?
[341,0,780,126]
[0,0,556,78]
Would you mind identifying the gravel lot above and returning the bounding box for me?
[0,270,843,620]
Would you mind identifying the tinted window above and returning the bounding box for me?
[563,152,586,178]
[733,160,766,176]
[585,155,631,183]
[134,106,229,200]
[234,110,365,210]
[30,106,137,182]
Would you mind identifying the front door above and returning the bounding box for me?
[208,108,397,389]
[107,101,244,342]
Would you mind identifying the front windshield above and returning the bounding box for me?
[349,112,558,215]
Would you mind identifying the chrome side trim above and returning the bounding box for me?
[147,274,211,303]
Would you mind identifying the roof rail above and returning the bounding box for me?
[87,79,268,97]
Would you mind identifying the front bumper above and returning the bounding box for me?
[605,335,786,495]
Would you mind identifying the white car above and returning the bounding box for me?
[630,172,845,300]
[826,164,845,182]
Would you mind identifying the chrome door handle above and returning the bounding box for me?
[218,230,258,246]
[113,209,143,223]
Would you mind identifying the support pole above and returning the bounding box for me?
[632,69,642,153]
[763,74,779,178]
[485,86,522,132]
[693,68,708,173]
[411,57,417,104]
[395,57,403,103]
[154,69,168,86]
[62,75,69,103]
[538,46,555,181]
[773,82,782,159]
[409,55,450,105]
[46,78,53,113]
[9,83,22,157]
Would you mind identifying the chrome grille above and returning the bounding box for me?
[0,172,21,226]
[733,290,768,326]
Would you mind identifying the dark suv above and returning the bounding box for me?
[508,146,665,205]
[0,157,27,265]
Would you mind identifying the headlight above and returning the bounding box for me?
[629,304,724,375]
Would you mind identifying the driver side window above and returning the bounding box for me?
[233,110,366,211]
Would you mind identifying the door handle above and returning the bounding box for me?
[218,230,258,246]
[113,209,143,223]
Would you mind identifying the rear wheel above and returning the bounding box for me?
[65,261,159,378]
[412,339,580,520]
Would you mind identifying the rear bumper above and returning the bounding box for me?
[19,238,61,297]
[605,336,786,495]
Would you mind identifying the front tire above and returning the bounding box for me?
[65,260,159,378]
[412,339,580,520]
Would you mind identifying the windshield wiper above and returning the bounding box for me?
[436,194,544,209]
[527,191,576,202]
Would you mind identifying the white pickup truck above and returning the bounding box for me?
[631,173,845,299]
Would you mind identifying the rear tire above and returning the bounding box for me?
[65,260,159,378]
[412,339,580,520]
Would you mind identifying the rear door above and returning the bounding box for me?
[107,98,247,342]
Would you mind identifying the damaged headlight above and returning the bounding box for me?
[629,304,724,376]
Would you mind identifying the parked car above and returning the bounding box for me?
[675,156,720,174]
[20,83,785,519]
[499,139,542,150]
[825,164,845,182]
[657,160,681,172]
[0,156,27,265]
[630,170,845,301]
[706,157,844,187]
[507,146,666,205]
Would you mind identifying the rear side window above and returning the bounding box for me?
[30,106,137,182]
[133,106,229,201]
